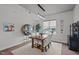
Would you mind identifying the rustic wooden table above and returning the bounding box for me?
[30,35,47,52]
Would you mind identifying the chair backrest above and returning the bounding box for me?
[44,34,52,47]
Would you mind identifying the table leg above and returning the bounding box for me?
[41,40,44,52]
[32,38,34,48]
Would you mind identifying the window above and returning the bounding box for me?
[42,20,56,35]
[43,21,49,29]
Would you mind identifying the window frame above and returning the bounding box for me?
[42,20,56,35]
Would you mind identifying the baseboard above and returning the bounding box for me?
[0,40,31,52]
[52,40,68,45]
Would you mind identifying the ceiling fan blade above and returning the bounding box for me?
[37,4,45,11]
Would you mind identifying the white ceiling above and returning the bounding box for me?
[19,4,75,18]
[40,4,75,16]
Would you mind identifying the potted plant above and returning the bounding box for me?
[35,24,41,32]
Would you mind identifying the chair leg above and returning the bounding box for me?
[45,46,47,52]
[48,44,49,48]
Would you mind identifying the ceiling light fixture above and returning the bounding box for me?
[37,14,46,20]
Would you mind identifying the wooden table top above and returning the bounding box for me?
[29,35,47,40]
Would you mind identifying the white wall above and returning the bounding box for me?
[0,5,74,50]
[0,5,40,50]
[74,5,79,22]
[48,11,74,43]
[38,11,74,43]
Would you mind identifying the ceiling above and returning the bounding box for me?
[19,4,75,19]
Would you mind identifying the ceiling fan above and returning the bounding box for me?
[37,4,46,20]
[37,4,45,12]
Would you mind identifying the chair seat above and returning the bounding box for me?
[33,34,52,52]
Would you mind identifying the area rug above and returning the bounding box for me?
[12,42,62,55]
[0,49,13,55]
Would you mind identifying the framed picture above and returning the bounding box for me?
[3,23,14,32]
[60,20,64,33]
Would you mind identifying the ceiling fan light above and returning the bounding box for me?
[37,15,46,20]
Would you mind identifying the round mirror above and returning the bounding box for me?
[21,24,31,36]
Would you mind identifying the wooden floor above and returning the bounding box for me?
[61,44,79,55]
[0,41,79,55]
[0,40,31,55]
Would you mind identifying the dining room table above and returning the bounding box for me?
[29,34,48,52]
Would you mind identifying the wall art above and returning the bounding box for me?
[3,23,14,32]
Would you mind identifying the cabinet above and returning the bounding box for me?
[69,21,79,51]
